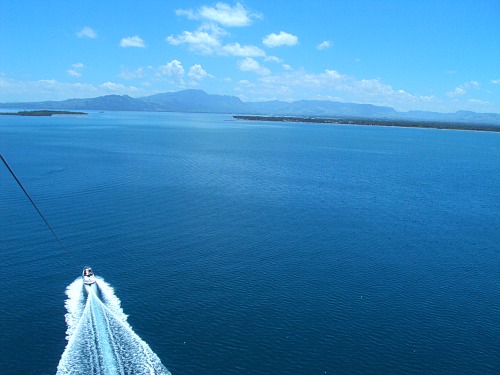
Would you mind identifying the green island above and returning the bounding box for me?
[0,110,87,116]
[233,115,500,132]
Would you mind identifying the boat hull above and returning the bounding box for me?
[82,267,96,285]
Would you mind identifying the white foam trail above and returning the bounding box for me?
[63,278,87,340]
[57,277,171,375]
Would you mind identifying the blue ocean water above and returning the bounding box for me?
[0,112,498,374]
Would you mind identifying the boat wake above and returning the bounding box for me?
[57,277,170,375]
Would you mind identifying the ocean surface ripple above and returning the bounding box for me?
[56,277,170,375]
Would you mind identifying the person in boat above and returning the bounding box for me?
[83,268,93,276]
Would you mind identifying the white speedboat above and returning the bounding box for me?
[82,267,96,285]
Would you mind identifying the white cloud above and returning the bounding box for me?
[317,40,332,50]
[120,36,146,48]
[176,2,259,27]
[259,69,346,89]
[238,57,270,76]
[0,71,497,113]
[118,62,211,86]
[159,60,184,76]
[447,87,466,98]
[325,69,345,80]
[468,98,491,105]
[167,27,222,55]
[101,82,125,91]
[170,4,264,58]
[159,60,185,84]
[67,62,84,77]
[446,81,480,98]
[34,79,55,85]
[188,64,212,80]
[237,79,254,88]
[168,25,264,57]
[77,27,97,39]
[264,56,283,63]
[220,43,265,57]
[0,76,146,102]
[100,82,141,94]
[492,79,500,84]
[355,79,401,97]
[252,69,440,111]
[200,2,256,26]
[175,9,195,19]
[66,69,81,77]
[263,32,298,48]
[119,66,144,80]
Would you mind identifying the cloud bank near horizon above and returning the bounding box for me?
[1,1,498,113]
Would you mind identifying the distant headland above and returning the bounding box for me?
[0,110,87,116]
[233,115,500,132]
[1,90,499,128]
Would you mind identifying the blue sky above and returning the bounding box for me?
[1,0,499,112]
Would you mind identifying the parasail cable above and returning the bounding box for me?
[1,154,66,247]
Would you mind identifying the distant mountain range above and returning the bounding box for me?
[1,89,499,125]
